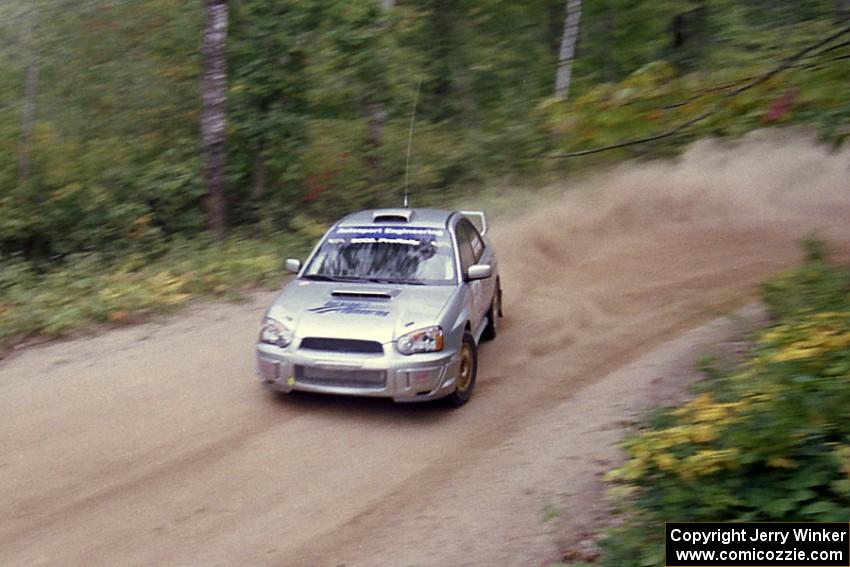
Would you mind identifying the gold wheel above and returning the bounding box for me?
[456,343,474,394]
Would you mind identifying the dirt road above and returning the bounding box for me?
[2,133,849,567]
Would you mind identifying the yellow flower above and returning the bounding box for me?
[760,325,789,344]
[767,457,795,469]
[834,446,850,478]
[690,425,717,444]
[772,345,821,362]
[679,449,740,480]
[655,453,678,471]
[826,333,850,349]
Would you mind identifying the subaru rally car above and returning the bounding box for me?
[256,208,502,406]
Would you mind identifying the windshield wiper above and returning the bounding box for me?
[361,277,426,285]
[301,274,357,282]
[303,274,426,285]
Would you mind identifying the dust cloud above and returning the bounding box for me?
[491,131,849,360]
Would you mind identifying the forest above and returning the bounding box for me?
[1,0,849,343]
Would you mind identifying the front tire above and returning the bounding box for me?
[446,331,477,407]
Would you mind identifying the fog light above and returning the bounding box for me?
[258,358,278,382]
[411,370,432,383]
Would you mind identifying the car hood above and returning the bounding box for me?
[268,280,457,344]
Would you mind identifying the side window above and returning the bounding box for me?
[458,219,485,262]
[455,224,476,275]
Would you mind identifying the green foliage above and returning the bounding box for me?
[227,0,322,228]
[586,250,850,566]
[0,0,201,259]
[573,0,838,88]
[0,231,314,352]
[1,0,847,263]
[541,7,850,166]
[542,20,850,160]
[761,245,850,320]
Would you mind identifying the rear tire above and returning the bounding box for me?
[481,284,502,342]
[446,332,477,407]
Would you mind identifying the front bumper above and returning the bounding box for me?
[256,341,462,402]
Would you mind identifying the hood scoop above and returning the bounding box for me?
[372,209,413,223]
[331,289,397,300]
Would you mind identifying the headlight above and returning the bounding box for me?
[260,318,293,348]
[397,325,444,355]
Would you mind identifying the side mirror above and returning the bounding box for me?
[466,264,492,281]
[285,258,302,274]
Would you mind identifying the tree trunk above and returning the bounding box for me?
[365,97,386,179]
[548,0,564,55]
[837,0,850,22]
[200,0,229,240]
[554,0,582,100]
[252,144,266,202]
[252,142,273,233]
[672,12,686,50]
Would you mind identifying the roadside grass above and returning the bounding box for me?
[556,240,850,566]
[0,232,314,356]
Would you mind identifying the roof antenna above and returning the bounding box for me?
[403,79,422,208]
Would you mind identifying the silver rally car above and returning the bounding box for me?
[255,208,502,405]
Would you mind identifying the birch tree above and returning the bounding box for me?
[554,0,582,100]
[200,0,229,240]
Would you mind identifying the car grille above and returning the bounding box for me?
[295,365,387,389]
[299,337,384,354]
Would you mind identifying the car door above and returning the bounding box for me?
[461,219,496,324]
[457,218,495,332]
[455,220,483,332]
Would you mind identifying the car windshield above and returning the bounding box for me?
[303,225,456,285]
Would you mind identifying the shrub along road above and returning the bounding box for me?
[1,133,849,566]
